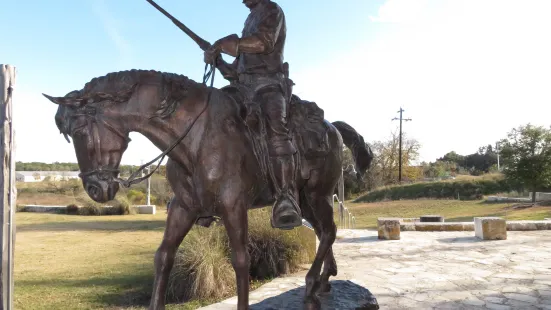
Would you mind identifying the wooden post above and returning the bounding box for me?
[0,64,16,310]
[337,169,344,228]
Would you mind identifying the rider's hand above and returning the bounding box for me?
[204,44,220,65]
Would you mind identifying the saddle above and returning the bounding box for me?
[220,80,331,181]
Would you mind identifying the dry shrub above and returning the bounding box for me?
[247,208,309,278]
[76,195,137,216]
[166,226,235,303]
[166,208,315,303]
[66,204,79,215]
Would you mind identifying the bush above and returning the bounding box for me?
[127,189,145,204]
[77,201,103,216]
[66,204,79,215]
[166,208,315,303]
[109,196,137,215]
[75,196,137,216]
[354,177,515,203]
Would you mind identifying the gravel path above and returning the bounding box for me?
[200,229,551,309]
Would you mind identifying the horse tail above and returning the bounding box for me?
[331,121,374,179]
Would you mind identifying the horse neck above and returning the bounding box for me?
[117,82,212,165]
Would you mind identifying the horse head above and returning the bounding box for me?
[43,88,134,203]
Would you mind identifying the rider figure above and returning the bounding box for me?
[204,0,302,230]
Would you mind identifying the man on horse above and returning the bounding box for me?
[203,0,302,230]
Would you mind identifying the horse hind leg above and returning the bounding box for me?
[319,248,337,293]
[300,192,338,294]
[149,198,198,310]
[300,191,337,310]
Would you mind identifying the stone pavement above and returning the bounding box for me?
[199,229,551,309]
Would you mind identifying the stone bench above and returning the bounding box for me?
[475,217,507,240]
[401,222,474,232]
[133,205,156,215]
[399,218,420,223]
[507,220,551,231]
[377,218,401,240]
[19,205,67,213]
[420,215,444,222]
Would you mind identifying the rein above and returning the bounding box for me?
[113,61,216,187]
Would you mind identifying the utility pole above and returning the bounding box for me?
[496,141,500,171]
[141,160,151,205]
[392,107,412,183]
[147,165,151,205]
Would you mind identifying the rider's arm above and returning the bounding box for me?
[239,4,283,54]
[215,4,283,57]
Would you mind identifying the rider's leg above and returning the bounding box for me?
[258,88,302,230]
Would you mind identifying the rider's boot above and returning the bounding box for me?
[270,154,302,230]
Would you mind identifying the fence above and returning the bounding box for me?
[334,169,355,229]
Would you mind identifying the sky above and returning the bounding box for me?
[2,0,551,166]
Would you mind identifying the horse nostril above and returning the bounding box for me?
[87,184,101,199]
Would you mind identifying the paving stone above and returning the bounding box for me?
[541,299,551,305]
[462,297,485,306]
[505,297,540,309]
[484,296,506,304]
[486,303,512,310]
[198,230,551,310]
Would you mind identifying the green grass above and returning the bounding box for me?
[354,174,517,203]
[14,208,315,310]
[342,199,551,229]
[15,212,165,310]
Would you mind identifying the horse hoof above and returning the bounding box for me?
[304,298,321,310]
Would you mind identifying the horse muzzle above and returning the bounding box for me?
[84,177,119,203]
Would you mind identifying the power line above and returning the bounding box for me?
[392,108,412,183]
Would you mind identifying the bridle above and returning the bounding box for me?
[70,104,131,181]
[69,60,217,187]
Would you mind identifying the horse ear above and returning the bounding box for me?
[42,93,83,108]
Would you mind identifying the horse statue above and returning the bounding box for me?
[43,68,373,310]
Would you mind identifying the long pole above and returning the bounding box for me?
[392,108,412,183]
[0,64,16,310]
[496,142,500,171]
[337,169,344,228]
[147,165,151,205]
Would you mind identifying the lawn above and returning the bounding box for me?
[13,196,551,309]
[14,212,215,310]
[13,209,315,310]
[341,199,551,229]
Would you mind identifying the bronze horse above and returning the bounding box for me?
[43,68,373,310]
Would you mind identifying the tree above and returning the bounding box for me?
[436,145,498,176]
[371,131,421,185]
[499,124,551,203]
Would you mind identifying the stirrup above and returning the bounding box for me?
[271,193,302,230]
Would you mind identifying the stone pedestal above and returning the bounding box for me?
[377,218,400,240]
[420,215,444,222]
[475,217,507,240]
[134,205,156,214]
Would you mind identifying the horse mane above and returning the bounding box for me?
[76,69,202,118]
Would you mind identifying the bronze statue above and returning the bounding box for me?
[204,0,301,230]
[43,1,374,309]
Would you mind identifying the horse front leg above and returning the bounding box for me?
[221,192,251,310]
[149,197,197,310]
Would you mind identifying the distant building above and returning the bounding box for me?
[15,171,80,182]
